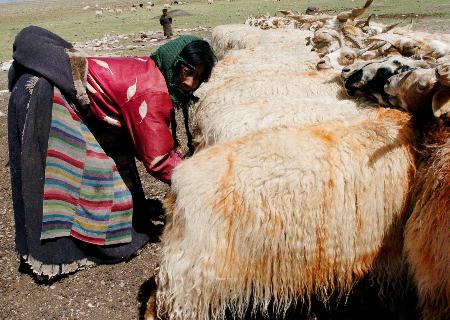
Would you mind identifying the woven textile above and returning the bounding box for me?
[41,88,133,245]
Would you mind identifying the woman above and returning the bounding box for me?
[7,26,216,279]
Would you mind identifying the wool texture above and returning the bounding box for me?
[156,109,415,320]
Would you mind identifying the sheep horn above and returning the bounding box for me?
[368,41,389,51]
[367,33,404,47]
[381,21,403,33]
[356,41,382,55]
[407,18,414,30]
[337,0,374,22]
[345,34,364,49]
[363,13,374,27]
[355,13,374,28]
[362,0,374,10]
[336,36,344,48]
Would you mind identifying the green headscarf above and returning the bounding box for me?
[151,35,202,107]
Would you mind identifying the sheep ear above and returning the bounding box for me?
[436,63,450,87]
[421,55,437,67]
[432,88,450,117]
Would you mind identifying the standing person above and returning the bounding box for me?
[7,26,216,280]
[160,8,173,39]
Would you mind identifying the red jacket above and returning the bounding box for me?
[86,56,182,183]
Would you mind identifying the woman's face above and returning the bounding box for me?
[178,64,205,93]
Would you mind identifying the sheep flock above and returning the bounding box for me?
[146,1,449,319]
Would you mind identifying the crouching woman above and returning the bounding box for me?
[7,26,216,280]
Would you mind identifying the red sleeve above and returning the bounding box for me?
[120,90,182,184]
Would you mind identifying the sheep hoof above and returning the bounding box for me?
[143,278,158,320]
[144,293,157,320]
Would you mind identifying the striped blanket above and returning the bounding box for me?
[41,88,134,245]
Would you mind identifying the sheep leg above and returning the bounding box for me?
[144,280,159,320]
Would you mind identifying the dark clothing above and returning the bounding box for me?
[7,26,169,277]
[7,26,204,278]
[9,26,76,100]
[8,74,158,274]
[160,13,173,37]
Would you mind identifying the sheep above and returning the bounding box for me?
[192,93,374,148]
[211,24,255,58]
[211,24,312,59]
[335,0,374,24]
[201,68,345,97]
[286,13,334,31]
[204,47,318,84]
[357,14,402,36]
[130,7,137,13]
[312,34,375,71]
[311,27,369,69]
[192,68,370,148]
[382,63,450,320]
[310,28,342,55]
[287,0,374,31]
[315,40,360,70]
[341,56,430,106]
[115,8,123,15]
[208,0,214,4]
[153,108,416,320]
[384,63,450,117]
[404,133,450,320]
[245,15,294,30]
[190,45,327,143]
[146,14,450,319]
[367,33,450,60]
[336,52,450,320]
[95,9,103,18]
[193,25,377,148]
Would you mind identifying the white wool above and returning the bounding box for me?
[193,69,356,148]
[193,94,373,147]
[157,109,415,320]
[204,47,318,84]
[211,24,313,59]
[151,19,450,319]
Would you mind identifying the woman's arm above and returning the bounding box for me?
[120,90,182,184]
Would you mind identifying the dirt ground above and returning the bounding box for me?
[0,15,447,320]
